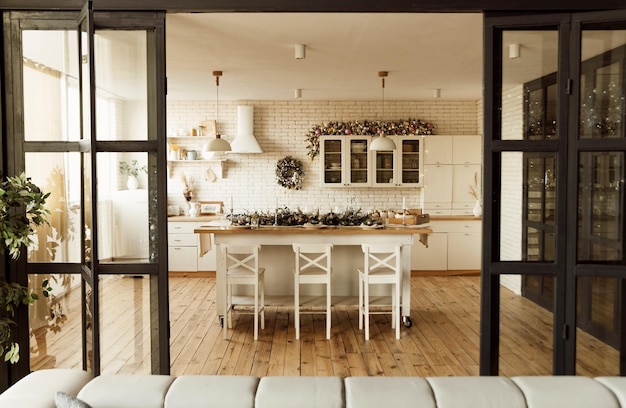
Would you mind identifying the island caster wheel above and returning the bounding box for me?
[402,316,412,328]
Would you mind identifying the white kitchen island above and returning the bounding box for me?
[195,225,431,326]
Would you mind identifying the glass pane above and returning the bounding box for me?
[500,274,553,375]
[576,277,619,375]
[97,152,152,263]
[22,30,80,142]
[401,139,421,184]
[375,151,394,184]
[577,152,624,262]
[579,30,626,139]
[25,153,82,263]
[323,139,342,184]
[94,31,148,141]
[349,138,368,184]
[502,31,559,141]
[29,274,82,370]
[99,274,151,374]
[499,152,557,261]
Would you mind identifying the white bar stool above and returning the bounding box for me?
[292,243,333,340]
[358,243,402,340]
[222,244,265,340]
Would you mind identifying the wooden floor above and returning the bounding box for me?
[31,275,619,376]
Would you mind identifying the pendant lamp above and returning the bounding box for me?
[204,71,232,152]
[369,71,397,151]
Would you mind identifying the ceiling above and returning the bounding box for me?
[165,13,485,101]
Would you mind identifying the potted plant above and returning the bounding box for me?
[119,159,147,190]
[0,173,51,363]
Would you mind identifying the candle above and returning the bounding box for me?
[230,195,233,211]
[402,197,406,210]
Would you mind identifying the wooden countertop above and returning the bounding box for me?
[194,225,432,235]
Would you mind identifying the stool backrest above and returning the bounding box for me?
[293,244,333,275]
[361,244,402,275]
[223,245,261,274]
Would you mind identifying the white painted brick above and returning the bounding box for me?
[167,99,481,213]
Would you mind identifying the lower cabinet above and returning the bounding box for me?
[168,221,216,272]
[412,219,482,271]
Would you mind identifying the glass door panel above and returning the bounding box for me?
[322,138,342,185]
[22,30,80,142]
[348,138,369,184]
[577,152,623,262]
[93,30,148,141]
[374,151,394,184]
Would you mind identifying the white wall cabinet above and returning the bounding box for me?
[422,135,481,215]
[372,136,424,187]
[168,222,216,272]
[320,136,371,187]
[412,219,482,271]
[320,135,424,187]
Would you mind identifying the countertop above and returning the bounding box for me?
[169,214,481,223]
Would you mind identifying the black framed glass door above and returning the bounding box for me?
[482,10,626,375]
[2,4,168,379]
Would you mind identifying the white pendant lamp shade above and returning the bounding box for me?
[205,135,231,152]
[230,105,263,153]
[205,70,232,152]
[370,71,397,151]
[370,134,396,151]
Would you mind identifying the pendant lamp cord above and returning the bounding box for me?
[213,71,222,137]
[378,71,388,135]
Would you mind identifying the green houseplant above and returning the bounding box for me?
[0,173,51,363]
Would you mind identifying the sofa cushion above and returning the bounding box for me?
[345,376,435,408]
[595,377,626,407]
[77,374,174,408]
[427,376,526,408]
[255,376,344,408]
[55,392,92,408]
[165,375,258,408]
[0,368,92,408]
[512,376,620,408]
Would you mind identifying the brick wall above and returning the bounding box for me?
[167,99,481,214]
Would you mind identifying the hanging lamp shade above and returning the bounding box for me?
[370,134,397,151]
[205,71,232,152]
[205,135,231,152]
[370,71,397,151]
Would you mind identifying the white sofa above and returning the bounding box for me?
[2,369,626,408]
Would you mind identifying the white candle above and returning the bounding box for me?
[230,195,233,210]
[402,197,406,210]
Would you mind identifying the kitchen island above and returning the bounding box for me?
[194,225,432,326]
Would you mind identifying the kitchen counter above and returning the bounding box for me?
[195,225,432,322]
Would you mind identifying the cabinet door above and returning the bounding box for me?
[423,164,453,203]
[197,233,216,272]
[346,137,371,186]
[447,232,481,270]
[398,136,424,186]
[168,247,197,272]
[320,137,344,186]
[452,164,481,204]
[424,135,452,165]
[372,150,397,187]
[452,135,482,165]
[411,233,448,271]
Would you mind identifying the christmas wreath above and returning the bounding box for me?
[276,156,305,190]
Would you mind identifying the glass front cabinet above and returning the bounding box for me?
[320,136,371,187]
[321,135,423,188]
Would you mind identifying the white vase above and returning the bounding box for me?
[127,175,139,190]
[188,201,198,217]
[472,200,482,217]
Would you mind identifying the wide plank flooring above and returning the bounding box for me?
[31,275,619,376]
